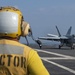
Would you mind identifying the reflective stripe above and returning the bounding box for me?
[0,44,24,54]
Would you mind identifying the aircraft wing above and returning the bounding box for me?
[38,36,68,41]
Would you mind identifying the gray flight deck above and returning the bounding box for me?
[29,44,75,75]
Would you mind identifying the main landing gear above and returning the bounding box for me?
[71,46,74,49]
[58,45,74,49]
[58,45,62,49]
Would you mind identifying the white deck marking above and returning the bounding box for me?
[42,59,75,74]
[36,49,75,58]
[35,49,75,74]
[41,57,75,60]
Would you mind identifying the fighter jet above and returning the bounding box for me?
[38,26,75,49]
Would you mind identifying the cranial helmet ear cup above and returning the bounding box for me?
[21,21,30,37]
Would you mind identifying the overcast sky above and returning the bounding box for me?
[0,0,75,44]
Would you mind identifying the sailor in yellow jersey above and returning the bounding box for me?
[0,6,50,75]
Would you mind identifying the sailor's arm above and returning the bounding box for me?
[27,50,50,75]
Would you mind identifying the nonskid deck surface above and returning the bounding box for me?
[29,44,75,75]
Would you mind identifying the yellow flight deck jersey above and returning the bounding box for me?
[0,39,50,75]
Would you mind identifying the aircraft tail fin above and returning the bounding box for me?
[66,26,72,36]
[56,26,61,37]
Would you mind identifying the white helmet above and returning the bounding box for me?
[0,6,30,38]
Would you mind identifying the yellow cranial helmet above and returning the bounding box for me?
[0,6,30,38]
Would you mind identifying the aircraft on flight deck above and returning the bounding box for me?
[38,26,75,49]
